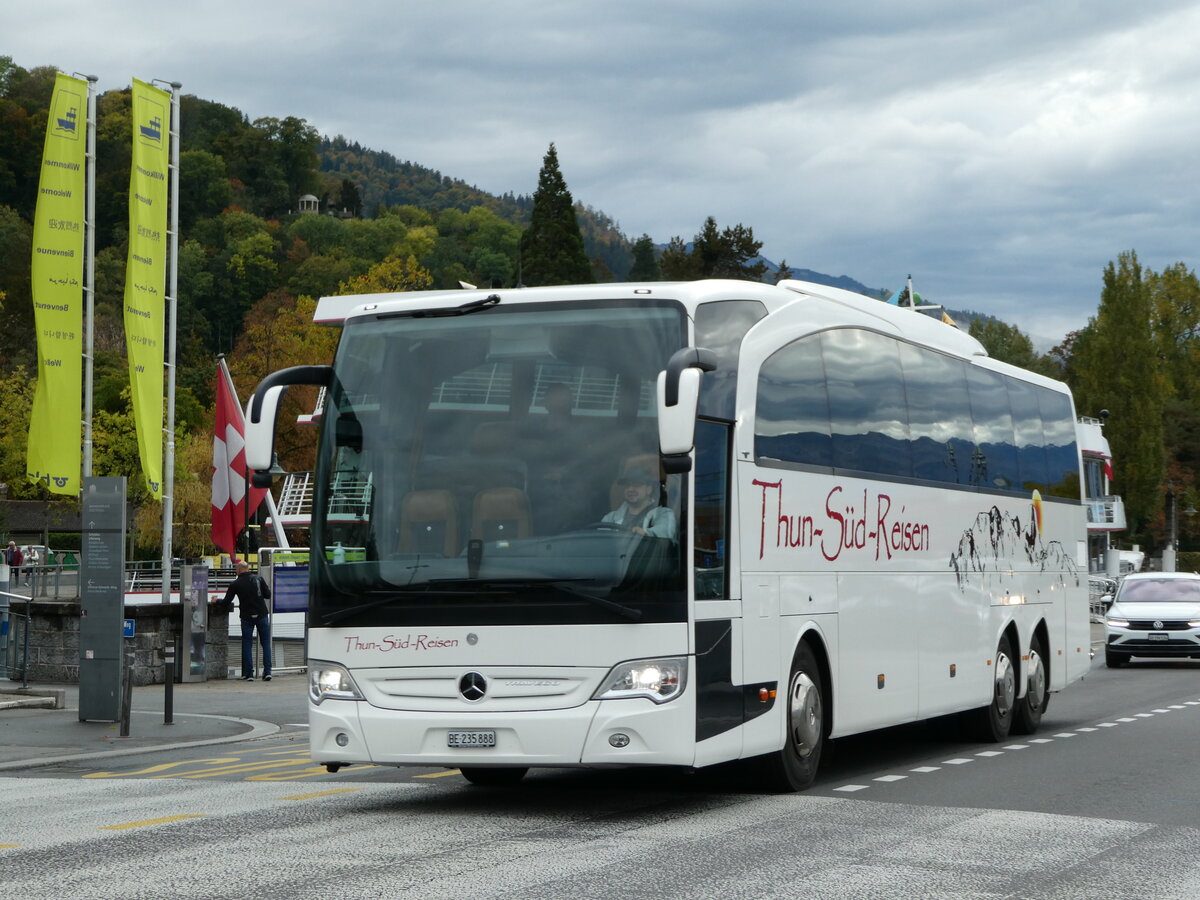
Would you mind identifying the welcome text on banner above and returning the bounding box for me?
[27,72,88,495]
[124,78,170,500]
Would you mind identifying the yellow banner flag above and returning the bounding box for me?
[124,78,170,500]
[27,73,88,495]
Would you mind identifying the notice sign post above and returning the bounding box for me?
[79,476,128,721]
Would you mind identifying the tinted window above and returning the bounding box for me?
[755,335,832,467]
[1038,387,1079,498]
[824,329,910,478]
[966,367,1020,491]
[695,300,768,420]
[1008,379,1048,491]
[900,343,973,483]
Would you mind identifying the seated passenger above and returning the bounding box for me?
[602,467,677,539]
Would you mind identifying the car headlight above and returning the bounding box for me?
[308,660,365,704]
[593,657,687,704]
[1106,617,1129,628]
[1188,620,1200,629]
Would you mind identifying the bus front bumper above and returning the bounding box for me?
[309,694,697,769]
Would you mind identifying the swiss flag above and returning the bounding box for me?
[211,359,268,556]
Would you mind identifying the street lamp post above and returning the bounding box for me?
[1164,482,1177,573]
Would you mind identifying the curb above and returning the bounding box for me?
[0,711,280,771]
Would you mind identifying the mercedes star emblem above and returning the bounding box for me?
[459,671,487,702]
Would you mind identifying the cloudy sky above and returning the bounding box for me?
[9,1,1200,347]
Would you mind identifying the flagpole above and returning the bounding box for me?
[157,80,181,604]
[80,73,97,478]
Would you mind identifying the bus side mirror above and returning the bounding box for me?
[657,347,717,474]
[246,365,333,473]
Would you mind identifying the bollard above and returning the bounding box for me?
[119,643,133,737]
[163,639,174,725]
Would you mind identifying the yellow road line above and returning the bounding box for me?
[414,769,461,779]
[280,788,363,800]
[100,814,205,831]
[0,843,21,848]
[164,758,315,779]
[85,758,240,778]
[248,765,378,781]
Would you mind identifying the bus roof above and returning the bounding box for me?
[314,278,985,358]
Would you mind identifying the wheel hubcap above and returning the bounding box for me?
[788,671,822,759]
[994,650,1015,718]
[1026,649,1045,710]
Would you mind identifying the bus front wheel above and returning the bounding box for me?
[1012,634,1048,735]
[756,642,825,792]
[459,767,528,787]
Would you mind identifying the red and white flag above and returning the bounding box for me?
[211,358,268,556]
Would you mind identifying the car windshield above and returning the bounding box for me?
[310,298,688,627]
[1116,578,1200,603]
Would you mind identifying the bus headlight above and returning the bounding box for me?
[593,657,687,704]
[308,660,365,704]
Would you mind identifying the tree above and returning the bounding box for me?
[660,217,767,281]
[1148,262,1200,402]
[659,236,698,280]
[774,259,794,282]
[517,143,592,286]
[338,254,433,295]
[1072,251,1167,538]
[628,234,660,281]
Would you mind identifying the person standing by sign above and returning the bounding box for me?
[5,541,23,590]
[222,560,272,681]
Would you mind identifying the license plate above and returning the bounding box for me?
[1148,633,1169,641]
[448,730,496,748]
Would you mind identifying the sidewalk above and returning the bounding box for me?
[0,672,308,771]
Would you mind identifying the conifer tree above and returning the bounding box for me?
[517,143,592,286]
[628,234,660,281]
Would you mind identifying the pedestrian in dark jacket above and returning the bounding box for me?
[223,560,272,681]
[5,541,22,590]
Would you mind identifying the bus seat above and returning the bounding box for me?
[399,489,459,556]
[610,453,663,509]
[471,487,532,542]
[470,421,516,456]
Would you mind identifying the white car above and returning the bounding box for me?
[1105,572,1200,667]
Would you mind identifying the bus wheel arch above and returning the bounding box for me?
[1012,620,1050,735]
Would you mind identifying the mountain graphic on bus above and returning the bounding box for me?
[56,107,78,133]
[140,115,162,141]
[949,502,1078,591]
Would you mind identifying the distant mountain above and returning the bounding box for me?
[761,259,887,299]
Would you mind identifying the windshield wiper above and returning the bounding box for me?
[410,293,501,318]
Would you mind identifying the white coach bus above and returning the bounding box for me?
[245,278,1090,790]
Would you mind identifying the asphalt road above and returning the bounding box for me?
[3,655,1200,899]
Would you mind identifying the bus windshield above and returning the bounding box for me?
[311,299,688,627]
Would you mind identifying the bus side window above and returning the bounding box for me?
[694,420,731,600]
[695,300,767,421]
[755,334,832,468]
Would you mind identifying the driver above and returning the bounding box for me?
[602,466,677,539]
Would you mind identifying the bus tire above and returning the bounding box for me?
[755,642,825,792]
[459,767,528,787]
[1011,634,1048,735]
[967,633,1016,742]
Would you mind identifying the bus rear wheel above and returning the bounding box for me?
[459,767,528,787]
[967,634,1016,742]
[1012,634,1048,735]
[755,642,825,792]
